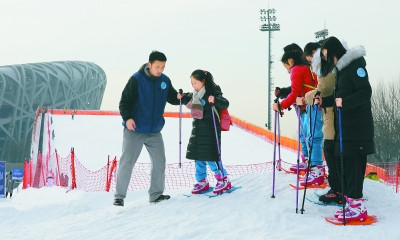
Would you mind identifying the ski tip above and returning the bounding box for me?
[325,215,377,226]
[289,182,328,190]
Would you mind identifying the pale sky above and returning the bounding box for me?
[1,0,399,138]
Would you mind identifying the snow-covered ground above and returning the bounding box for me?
[1,114,399,240]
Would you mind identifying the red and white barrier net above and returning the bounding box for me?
[24,150,273,192]
[23,109,399,194]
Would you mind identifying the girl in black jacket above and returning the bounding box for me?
[181,70,231,194]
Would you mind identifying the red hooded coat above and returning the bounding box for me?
[280,65,318,110]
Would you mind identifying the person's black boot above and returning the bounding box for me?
[150,194,170,203]
[319,189,343,204]
[113,198,124,206]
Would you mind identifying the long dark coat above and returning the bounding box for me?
[323,46,375,158]
[183,86,229,161]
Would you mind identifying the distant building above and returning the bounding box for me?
[0,61,107,166]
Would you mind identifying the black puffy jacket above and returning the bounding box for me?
[183,86,229,161]
[322,46,375,157]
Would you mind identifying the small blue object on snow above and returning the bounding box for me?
[205,186,241,198]
[183,186,242,198]
[161,81,167,89]
[357,68,366,77]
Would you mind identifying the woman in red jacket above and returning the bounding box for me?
[273,43,324,186]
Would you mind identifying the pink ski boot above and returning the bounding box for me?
[289,155,309,173]
[212,174,231,194]
[300,165,325,186]
[336,197,368,222]
[191,179,209,194]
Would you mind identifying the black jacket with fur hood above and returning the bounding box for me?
[322,46,375,157]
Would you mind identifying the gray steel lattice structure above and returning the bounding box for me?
[0,61,107,164]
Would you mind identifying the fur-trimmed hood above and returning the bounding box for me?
[311,40,349,74]
[311,48,321,74]
[336,45,366,71]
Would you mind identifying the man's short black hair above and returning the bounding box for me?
[149,51,167,63]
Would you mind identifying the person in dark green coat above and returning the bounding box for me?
[6,172,16,199]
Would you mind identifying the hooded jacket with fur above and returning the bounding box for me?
[322,46,375,157]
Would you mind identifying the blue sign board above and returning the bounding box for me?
[12,168,24,179]
[0,161,5,197]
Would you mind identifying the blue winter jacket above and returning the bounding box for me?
[119,64,179,133]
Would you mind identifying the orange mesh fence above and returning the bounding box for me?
[49,109,192,118]
[231,116,298,151]
[366,162,400,193]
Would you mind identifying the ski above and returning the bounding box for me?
[280,167,307,176]
[204,186,242,198]
[325,215,377,226]
[289,182,328,190]
[184,186,241,198]
[183,187,214,197]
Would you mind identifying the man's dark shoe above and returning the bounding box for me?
[319,189,343,204]
[150,194,170,203]
[113,198,124,206]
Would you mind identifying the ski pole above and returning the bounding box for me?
[178,89,183,168]
[337,105,346,225]
[277,107,282,172]
[271,98,283,198]
[271,102,278,198]
[210,103,225,178]
[295,106,301,213]
[300,91,321,214]
[293,95,304,212]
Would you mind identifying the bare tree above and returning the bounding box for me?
[370,80,400,162]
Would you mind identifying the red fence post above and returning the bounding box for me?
[70,147,77,190]
[106,157,118,192]
[105,155,110,191]
[55,149,61,186]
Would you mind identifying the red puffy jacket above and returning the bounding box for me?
[280,65,317,110]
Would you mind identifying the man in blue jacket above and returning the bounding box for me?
[114,51,181,206]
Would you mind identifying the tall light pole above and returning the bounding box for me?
[259,8,280,130]
[314,28,328,41]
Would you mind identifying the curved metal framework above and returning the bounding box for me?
[0,61,107,164]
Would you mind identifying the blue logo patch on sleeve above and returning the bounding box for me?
[161,82,167,89]
[357,68,366,77]
[200,99,206,106]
